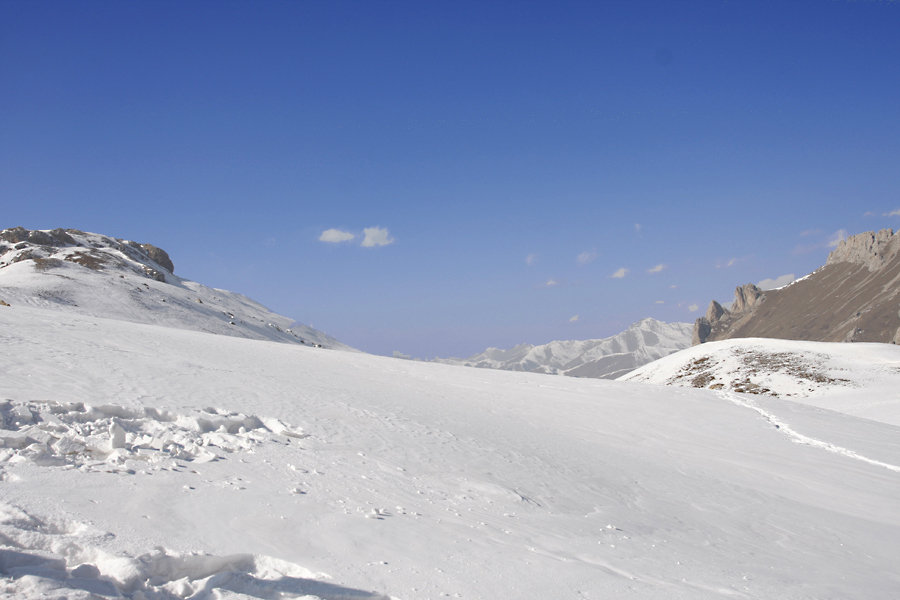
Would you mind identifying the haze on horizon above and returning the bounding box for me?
[3,1,900,357]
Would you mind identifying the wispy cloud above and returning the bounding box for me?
[827,229,848,248]
[610,267,628,279]
[319,228,356,243]
[634,223,642,234]
[545,279,559,287]
[525,253,537,266]
[576,250,597,265]
[799,228,822,237]
[655,300,665,304]
[884,209,900,217]
[688,303,699,312]
[757,273,795,290]
[647,263,666,274]
[863,211,876,217]
[361,226,395,248]
[716,257,738,269]
[569,314,579,322]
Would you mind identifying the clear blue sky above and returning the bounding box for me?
[3,1,900,357]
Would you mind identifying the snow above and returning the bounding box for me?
[0,229,349,350]
[437,318,693,379]
[1,305,899,599]
[620,337,900,426]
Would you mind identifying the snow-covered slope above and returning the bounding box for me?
[620,337,900,426]
[437,318,693,379]
[0,227,348,349]
[2,305,899,599]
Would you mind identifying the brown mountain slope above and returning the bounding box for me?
[694,229,900,345]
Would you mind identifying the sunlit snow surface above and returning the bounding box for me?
[2,306,900,599]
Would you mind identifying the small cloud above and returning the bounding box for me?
[576,250,597,265]
[319,228,356,243]
[647,263,666,274]
[545,279,559,287]
[863,211,876,217]
[669,284,678,289]
[884,209,900,217]
[799,228,822,237]
[688,303,699,312]
[525,253,538,266]
[361,226,395,248]
[634,223,642,234]
[655,300,665,304]
[716,257,738,269]
[610,267,628,279]
[827,229,848,248]
[569,314,580,322]
[392,351,412,360]
[757,273,795,291]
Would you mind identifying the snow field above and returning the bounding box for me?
[1,306,900,598]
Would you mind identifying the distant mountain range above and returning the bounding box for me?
[0,226,349,350]
[694,229,900,345]
[435,318,693,379]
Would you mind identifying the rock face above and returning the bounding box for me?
[693,229,900,345]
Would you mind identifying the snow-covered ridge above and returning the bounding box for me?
[436,317,693,379]
[620,337,900,426]
[0,227,349,349]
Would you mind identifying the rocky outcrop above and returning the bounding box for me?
[826,228,899,271]
[693,229,900,345]
[139,244,174,274]
[0,227,174,280]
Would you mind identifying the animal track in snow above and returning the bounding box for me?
[0,399,307,475]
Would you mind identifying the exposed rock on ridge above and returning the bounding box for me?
[693,229,900,345]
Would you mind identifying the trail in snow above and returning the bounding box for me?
[717,391,900,473]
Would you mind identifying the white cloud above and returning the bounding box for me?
[716,257,738,269]
[884,209,900,217]
[545,279,559,287]
[634,223,642,234]
[827,229,848,248]
[576,250,597,265]
[757,273,795,291]
[647,263,666,274]
[569,314,579,322]
[525,253,537,266]
[655,300,665,304]
[688,303,699,312]
[863,211,876,217]
[319,228,356,243]
[361,226,395,248]
[610,267,628,279]
[669,284,678,289]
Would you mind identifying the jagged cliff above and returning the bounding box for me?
[694,229,900,345]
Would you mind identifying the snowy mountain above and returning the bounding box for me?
[0,227,349,349]
[620,337,900,426]
[1,305,899,599]
[694,228,900,345]
[436,317,693,379]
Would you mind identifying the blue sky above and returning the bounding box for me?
[3,1,900,358]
